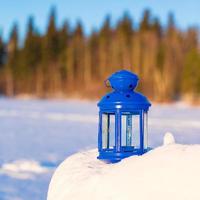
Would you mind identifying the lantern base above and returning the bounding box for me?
[97,148,151,163]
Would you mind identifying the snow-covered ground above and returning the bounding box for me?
[0,98,199,200]
[48,140,200,200]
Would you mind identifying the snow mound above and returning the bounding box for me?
[163,132,175,145]
[0,160,50,180]
[48,142,200,200]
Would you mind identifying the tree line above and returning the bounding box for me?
[0,8,199,102]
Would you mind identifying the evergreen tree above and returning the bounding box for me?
[87,30,99,80]
[182,49,200,96]
[44,7,60,62]
[152,17,162,37]
[21,16,42,93]
[58,20,70,54]
[7,23,19,68]
[116,12,133,69]
[23,16,41,70]
[72,21,85,84]
[6,23,20,95]
[84,30,98,86]
[0,35,5,67]
[139,9,152,31]
[0,34,6,94]
[43,7,61,95]
[58,20,70,91]
[166,12,176,36]
[98,15,112,78]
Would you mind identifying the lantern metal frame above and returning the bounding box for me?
[97,70,151,163]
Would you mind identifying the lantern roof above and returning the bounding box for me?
[98,70,151,111]
[107,70,139,92]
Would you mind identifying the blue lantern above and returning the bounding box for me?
[97,70,151,163]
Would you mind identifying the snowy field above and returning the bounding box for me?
[0,98,200,200]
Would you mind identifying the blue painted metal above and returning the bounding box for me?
[97,70,151,163]
[140,110,144,154]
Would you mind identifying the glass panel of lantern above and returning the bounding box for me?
[102,113,115,150]
[121,113,140,151]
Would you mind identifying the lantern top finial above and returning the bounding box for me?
[107,70,139,92]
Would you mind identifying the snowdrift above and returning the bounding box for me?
[48,134,200,200]
[0,159,51,180]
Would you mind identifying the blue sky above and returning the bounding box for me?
[0,0,199,40]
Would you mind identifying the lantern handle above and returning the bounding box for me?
[104,79,111,88]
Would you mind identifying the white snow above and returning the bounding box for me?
[0,160,50,180]
[0,98,199,200]
[0,109,97,123]
[48,135,200,200]
[163,132,175,145]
